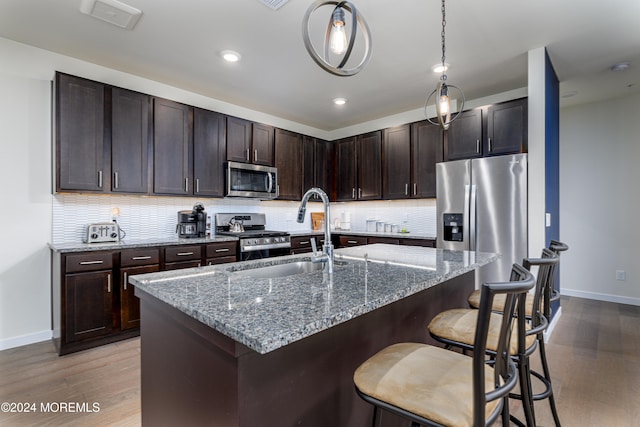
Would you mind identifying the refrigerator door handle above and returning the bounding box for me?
[469,184,477,251]
[463,184,471,250]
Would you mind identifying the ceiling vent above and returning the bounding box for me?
[258,0,289,11]
[80,0,142,30]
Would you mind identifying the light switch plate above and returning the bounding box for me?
[545,213,552,227]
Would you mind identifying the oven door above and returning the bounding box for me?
[240,247,291,261]
[226,161,278,199]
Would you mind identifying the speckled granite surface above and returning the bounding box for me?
[48,235,238,253]
[130,244,498,354]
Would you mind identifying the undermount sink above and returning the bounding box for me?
[236,261,325,279]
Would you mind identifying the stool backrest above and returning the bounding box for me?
[523,248,560,330]
[473,263,535,425]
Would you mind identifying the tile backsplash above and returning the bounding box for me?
[52,194,437,244]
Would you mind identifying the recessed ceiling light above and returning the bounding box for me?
[611,62,631,72]
[431,63,449,73]
[221,50,241,62]
[333,98,347,106]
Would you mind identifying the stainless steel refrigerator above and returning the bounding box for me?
[436,153,528,287]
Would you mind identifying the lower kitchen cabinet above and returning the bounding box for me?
[291,235,328,254]
[119,248,160,331]
[339,235,368,247]
[206,241,238,265]
[163,245,202,270]
[64,269,114,343]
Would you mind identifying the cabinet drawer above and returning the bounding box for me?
[339,236,368,247]
[164,245,202,263]
[367,237,400,245]
[400,238,436,248]
[206,256,237,266]
[206,241,237,259]
[120,248,160,267]
[65,251,113,273]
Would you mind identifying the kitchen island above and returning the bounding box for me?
[130,244,497,427]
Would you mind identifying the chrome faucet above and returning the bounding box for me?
[297,187,334,274]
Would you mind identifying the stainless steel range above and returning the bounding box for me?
[214,213,291,260]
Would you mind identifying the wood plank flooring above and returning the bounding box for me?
[0,296,638,426]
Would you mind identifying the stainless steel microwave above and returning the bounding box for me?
[226,161,278,199]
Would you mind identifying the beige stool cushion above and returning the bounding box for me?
[468,290,536,317]
[427,309,536,356]
[353,342,501,427]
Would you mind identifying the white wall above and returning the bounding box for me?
[560,91,640,305]
[0,74,52,349]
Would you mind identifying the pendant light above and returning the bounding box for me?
[425,0,464,130]
[302,0,372,77]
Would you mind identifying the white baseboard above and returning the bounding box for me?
[0,330,52,351]
[543,306,562,343]
[561,288,640,306]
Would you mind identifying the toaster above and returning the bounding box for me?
[84,222,121,243]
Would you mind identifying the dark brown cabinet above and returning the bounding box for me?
[275,128,302,200]
[164,245,202,270]
[206,241,238,265]
[55,73,106,192]
[302,136,333,199]
[383,124,412,199]
[445,98,527,161]
[119,248,160,331]
[194,108,226,197]
[111,87,150,193]
[411,120,443,198]
[290,235,328,254]
[336,132,382,201]
[153,98,193,195]
[338,235,368,247]
[226,116,274,166]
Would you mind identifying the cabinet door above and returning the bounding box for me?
[56,73,107,192]
[383,125,411,199]
[485,98,527,156]
[120,264,159,330]
[302,136,316,195]
[226,116,252,163]
[275,129,302,200]
[336,137,357,201]
[64,271,113,343]
[111,87,150,193]
[194,108,226,196]
[153,98,193,195]
[445,109,483,161]
[252,123,275,166]
[357,131,382,200]
[411,120,443,198]
[315,140,332,198]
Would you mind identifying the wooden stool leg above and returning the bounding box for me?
[538,337,562,427]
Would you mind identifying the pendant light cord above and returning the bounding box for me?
[440,0,447,82]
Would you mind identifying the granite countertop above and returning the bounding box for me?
[289,229,436,240]
[49,235,238,253]
[129,244,497,354]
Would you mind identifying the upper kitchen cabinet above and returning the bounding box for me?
[153,97,193,195]
[336,132,382,201]
[445,97,527,161]
[193,108,226,197]
[111,87,151,193]
[411,120,443,198]
[55,72,107,192]
[485,97,528,156]
[302,136,333,200]
[226,116,275,166]
[275,128,302,200]
[383,122,443,199]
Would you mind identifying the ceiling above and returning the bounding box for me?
[1,0,639,131]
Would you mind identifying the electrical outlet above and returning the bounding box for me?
[616,270,626,281]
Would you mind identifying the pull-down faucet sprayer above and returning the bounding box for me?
[297,187,334,274]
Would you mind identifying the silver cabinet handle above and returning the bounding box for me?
[358,188,362,199]
[488,137,492,152]
[195,178,200,193]
[254,149,258,162]
[299,240,310,245]
[405,183,409,196]
[413,183,417,195]
[246,148,250,161]
[123,272,128,291]
[114,172,119,189]
[132,256,152,260]
[276,184,280,198]
[107,273,111,293]
[185,178,189,192]
[476,139,480,153]
[80,260,104,265]
[177,252,194,256]
[347,240,358,244]
[215,248,230,252]
[98,170,103,188]
[352,188,356,199]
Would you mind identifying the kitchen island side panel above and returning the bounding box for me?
[138,271,475,427]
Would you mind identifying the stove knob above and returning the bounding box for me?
[110,232,118,239]
[91,233,99,240]
[264,238,272,244]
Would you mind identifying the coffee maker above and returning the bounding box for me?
[176,203,207,238]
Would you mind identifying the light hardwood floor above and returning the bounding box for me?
[0,296,638,426]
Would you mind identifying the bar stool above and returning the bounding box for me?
[353,264,535,427]
[427,249,559,427]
